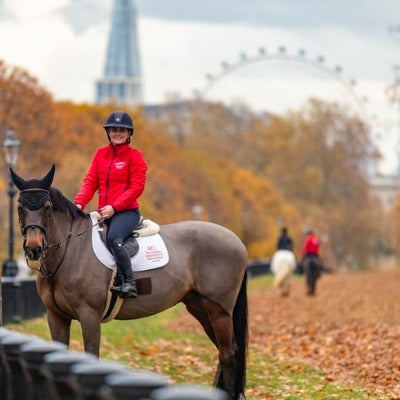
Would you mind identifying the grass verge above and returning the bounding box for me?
[6,274,373,399]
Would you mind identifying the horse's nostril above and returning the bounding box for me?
[26,246,42,260]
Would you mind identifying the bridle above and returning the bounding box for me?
[18,188,101,278]
[18,187,102,319]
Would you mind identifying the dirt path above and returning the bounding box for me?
[172,270,400,397]
[250,270,400,397]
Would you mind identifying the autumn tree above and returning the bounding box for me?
[0,58,384,267]
[173,98,383,267]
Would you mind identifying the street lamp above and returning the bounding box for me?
[191,204,203,220]
[2,127,21,277]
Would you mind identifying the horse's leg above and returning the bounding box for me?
[200,296,238,399]
[183,291,217,345]
[79,308,102,356]
[282,273,290,297]
[47,309,71,346]
[306,262,317,295]
[182,292,224,386]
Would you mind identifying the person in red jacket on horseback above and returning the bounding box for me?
[301,228,320,256]
[301,227,323,295]
[74,111,147,298]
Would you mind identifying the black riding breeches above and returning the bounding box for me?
[106,208,141,250]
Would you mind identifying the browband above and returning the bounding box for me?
[20,188,50,193]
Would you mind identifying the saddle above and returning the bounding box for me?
[90,212,168,274]
[94,214,160,294]
[96,215,160,257]
[97,217,141,258]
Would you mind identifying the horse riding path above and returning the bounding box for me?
[172,269,400,398]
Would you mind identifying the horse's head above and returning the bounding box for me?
[11,165,55,261]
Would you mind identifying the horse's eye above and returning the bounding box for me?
[17,205,26,220]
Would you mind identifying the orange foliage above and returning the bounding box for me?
[0,59,383,265]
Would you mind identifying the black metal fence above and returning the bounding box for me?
[0,328,228,400]
[1,277,46,325]
[246,259,271,277]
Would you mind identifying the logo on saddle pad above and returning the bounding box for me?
[90,213,169,271]
[145,245,164,262]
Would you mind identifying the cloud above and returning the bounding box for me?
[0,0,15,21]
[56,0,109,35]
[36,0,400,41]
[136,0,400,33]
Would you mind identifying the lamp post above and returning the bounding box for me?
[2,127,21,277]
[191,204,203,220]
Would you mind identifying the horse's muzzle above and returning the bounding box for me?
[25,245,42,261]
[24,226,45,260]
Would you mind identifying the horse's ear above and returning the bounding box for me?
[42,164,55,189]
[10,168,26,190]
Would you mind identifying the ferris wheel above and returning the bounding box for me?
[192,46,370,121]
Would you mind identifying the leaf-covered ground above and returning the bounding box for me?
[170,269,400,399]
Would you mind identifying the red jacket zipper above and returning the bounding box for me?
[105,146,117,205]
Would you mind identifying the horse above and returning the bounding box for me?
[270,249,296,296]
[302,254,323,296]
[10,165,248,400]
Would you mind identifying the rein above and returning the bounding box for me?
[19,184,103,318]
[25,213,102,319]
[26,218,102,277]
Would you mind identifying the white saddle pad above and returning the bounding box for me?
[90,213,169,271]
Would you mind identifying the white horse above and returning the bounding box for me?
[270,249,297,296]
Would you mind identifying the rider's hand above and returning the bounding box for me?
[100,205,115,219]
[76,204,83,210]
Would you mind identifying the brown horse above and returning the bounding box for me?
[302,254,323,296]
[11,166,248,400]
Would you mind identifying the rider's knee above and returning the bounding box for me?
[109,238,124,251]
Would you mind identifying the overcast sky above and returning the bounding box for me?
[0,0,400,171]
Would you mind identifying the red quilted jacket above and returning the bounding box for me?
[74,143,147,212]
[301,233,320,255]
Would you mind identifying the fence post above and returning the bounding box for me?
[43,350,98,400]
[151,385,229,400]
[0,328,12,400]
[0,332,43,400]
[71,360,129,400]
[11,279,21,323]
[20,340,68,400]
[100,370,169,400]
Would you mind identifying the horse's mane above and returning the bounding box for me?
[49,187,89,220]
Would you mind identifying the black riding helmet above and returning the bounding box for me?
[103,111,134,143]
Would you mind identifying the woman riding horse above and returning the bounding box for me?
[301,227,322,295]
[11,166,248,400]
[74,111,147,298]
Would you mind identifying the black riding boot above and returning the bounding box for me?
[111,240,137,298]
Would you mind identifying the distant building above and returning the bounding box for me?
[95,0,142,107]
[369,173,400,212]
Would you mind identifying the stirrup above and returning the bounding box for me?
[121,282,138,298]
[110,285,122,294]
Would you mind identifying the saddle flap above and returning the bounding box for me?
[89,212,169,272]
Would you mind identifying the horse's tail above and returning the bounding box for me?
[232,271,248,399]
